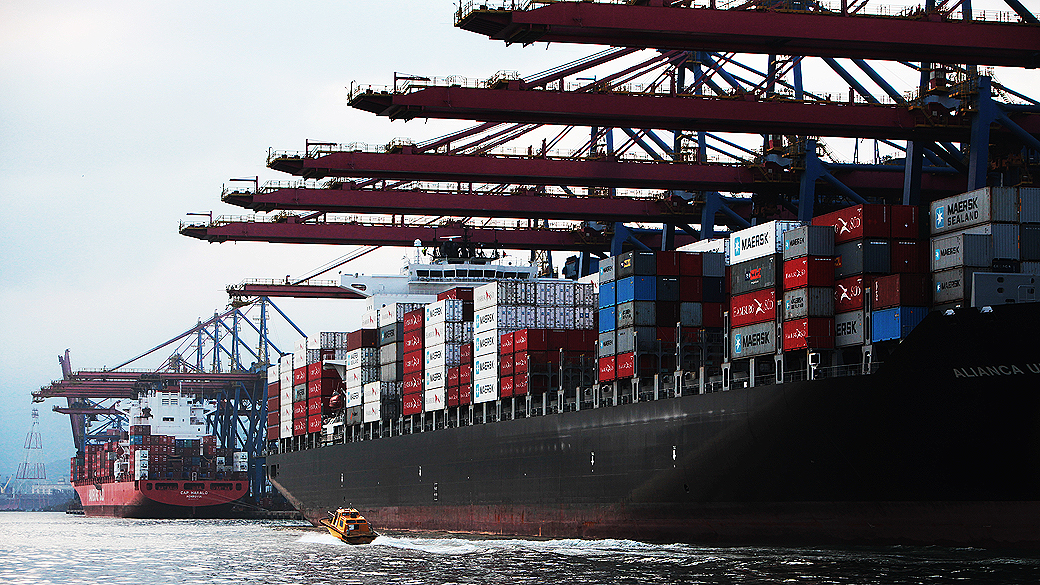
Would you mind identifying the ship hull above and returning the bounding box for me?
[74,479,248,519]
[267,304,1040,547]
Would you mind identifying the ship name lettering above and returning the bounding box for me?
[953,364,1028,378]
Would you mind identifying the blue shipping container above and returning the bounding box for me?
[598,281,616,308]
[616,276,657,304]
[872,306,928,342]
[598,306,617,333]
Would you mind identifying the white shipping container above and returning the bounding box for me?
[343,366,379,388]
[344,387,362,408]
[475,282,510,311]
[360,310,379,329]
[475,306,511,332]
[363,381,381,404]
[474,378,499,403]
[424,343,461,368]
[425,299,464,325]
[930,187,1019,235]
[557,281,575,306]
[473,329,500,356]
[575,282,597,307]
[363,401,381,424]
[346,348,379,369]
[424,388,446,412]
[575,307,596,329]
[473,352,499,380]
[930,232,994,271]
[556,306,575,328]
[379,302,425,325]
[535,282,556,306]
[425,366,448,390]
[934,267,986,304]
[425,321,465,345]
[536,307,557,328]
[279,419,293,439]
[729,221,804,264]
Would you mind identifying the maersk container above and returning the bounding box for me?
[871,306,928,342]
[617,301,656,328]
[730,289,777,327]
[731,321,776,359]
[679,302,703,327]
[616,276,657,304]
[834,239,891,278]
[1022,225,1040,261]
[730,255,778,295]
[598,255,617,283]
[930,232,994,271]
[599,280,616,308]
[598,331,616,356]
[933,267,986,304]
[834,310,866,347]
[783,287,834,320]
[473,377,498,403]
[872,273,931,309]
[812,204,890,243]
[729,220,804,264]
[598,306,616,333]
[616,250,657,278]
[782,225,835,260]
[615,326,657,354]
[930,187,1019,235]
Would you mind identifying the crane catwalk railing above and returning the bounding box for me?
[456,0,1024,24]
[185,214,589,233]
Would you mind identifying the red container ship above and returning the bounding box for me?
[71,390,248,517]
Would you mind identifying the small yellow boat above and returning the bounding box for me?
[320,507,378,545]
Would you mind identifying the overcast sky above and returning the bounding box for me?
[1,0,1036,480]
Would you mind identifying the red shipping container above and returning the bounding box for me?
[307,361,323,380]
[655,250,681,276]
[514,351,530,374]
[566,329,591,351]
[812,204,890,243]
[783,318,835,351]
[679,276,703,302]
[266,411,279,427]
[616,352,636,379]
[447,366,460,387]
[656,301,679,328]
[348,329,379,349]
[784,256,836,290]
[515,329,548,352]
[703,302,724,328]
[514,373,529,395]
[447,386,460,407]
[403,309,424,332]
[655,326,676,345]
[438,287,474,301]
[307,379,322,399]
[500,354,514,376]
[403,372,424,395]
[293,366,308,386]
[460,383,472,405]
[599,356,616,382]
[267,382,279,398]
[500,376,514,398]
[548,329,569,349]
[889,204,920,239]
[891,240,927,273]
[403,330,423,352]
[834,275,872,313]
[460,343,473,364]
[872,273,931,309]
[460,363,472,385]
[293,418,307,436]
[403,393,423,416]
[267,426,279,441]
[307,397,322,416]
[679,252,703,277]
[500,331,514,354]
[292,401,307,419]
[267,396,279,413]
[320,348,335,361]
[308,414,322,433]
[730,289,778,327]
[403,350,423,374]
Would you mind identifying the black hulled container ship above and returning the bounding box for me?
[264,188,1040,548]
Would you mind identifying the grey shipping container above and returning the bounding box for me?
[730,255,778,295]
[783,225,835,260]
[380,361,404,381]
[1024,261,1040,276]
[933,267,986,304]
[930,232,994,272]
[616,251,657,278]
[616,326,658,354]
[680,302,703,327]
[834,310,866,347]
[1022,188,1040,223]
[783,287,835,321]
[599,255,617,283]
[702,252,726,277]
[616,301,656,328]
[930,187,1019,235]
[835,239,891,278]
[379,341,404,366]
[959,223,1020,260]
[1021,225,1040,261]
[731,321,776,359]
[971,273,1039,306]
[598,330,617,357]
[379,322,404,346]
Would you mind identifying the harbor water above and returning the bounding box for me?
[3,512,1039,584]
